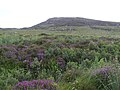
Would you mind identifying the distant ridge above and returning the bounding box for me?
[30,17,120,29]
[0,17,120,30]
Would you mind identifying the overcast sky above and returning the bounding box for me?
[0,0,120,28]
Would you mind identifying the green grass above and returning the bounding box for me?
[0,26,120,90]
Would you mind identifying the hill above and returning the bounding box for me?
[30,17,120,29]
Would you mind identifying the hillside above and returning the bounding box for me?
[1,17,120,89]
[30,17,120,29]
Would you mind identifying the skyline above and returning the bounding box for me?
[0,0,120,28]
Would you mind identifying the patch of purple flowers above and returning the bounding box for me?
[93,66,112,78]
[14,79,57,90]
[1,45,46,65]
[57,57,65,69]
[4,51,16,58]
[37,49,45,60]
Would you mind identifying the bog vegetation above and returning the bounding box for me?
[0,26,120,90]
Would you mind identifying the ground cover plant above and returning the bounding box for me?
[0,26,120,90]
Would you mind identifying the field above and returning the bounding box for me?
[1,26,120,90]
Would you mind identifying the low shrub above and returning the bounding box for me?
[14,79,57,90]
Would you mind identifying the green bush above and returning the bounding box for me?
[62,62,82,82]
[71,75,96,90]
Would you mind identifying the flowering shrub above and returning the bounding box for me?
[57,57,65,69]
[0,45,45,64]
[93,66,111,78]
[14,79,57,90]
[92,66,112,89]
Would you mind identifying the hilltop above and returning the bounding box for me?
[1,17,120,30]
[29,17,120,29]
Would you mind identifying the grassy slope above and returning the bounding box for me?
[0,26,120,37]
[0,26,120,90]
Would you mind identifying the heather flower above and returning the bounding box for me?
[37,49,45,60]
[25,54,32,61]
[14,79,57,90]
[29,61,33,66]
[18,56,22,61]
[4,51,16,58]
[57,57,65,69]
[92,67,113,89]
[92,66,112,78]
